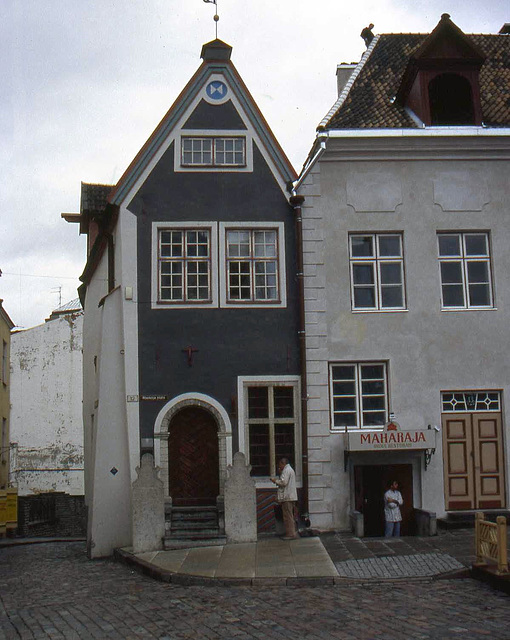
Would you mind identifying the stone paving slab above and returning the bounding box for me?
[335,552,465,579]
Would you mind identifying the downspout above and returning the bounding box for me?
[289,193,309,523]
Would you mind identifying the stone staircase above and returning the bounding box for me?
[164,505,226,550]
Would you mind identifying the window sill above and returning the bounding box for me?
[440,307,497,312]
[351,309,408,314]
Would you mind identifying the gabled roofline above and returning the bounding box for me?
[108,55,296,207]
[412,14,486,63]
[317,35,380,131]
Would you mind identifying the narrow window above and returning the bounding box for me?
[350,234,405,311]
[438,232,493,309]
[1,340,7,386]
[159,229,211,303]
[330,363,388,430]
[246,384,296,477]
[227,229,279,302]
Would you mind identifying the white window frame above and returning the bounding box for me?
[175,129,254,174]
[349,233,406,312]
[330,362,389,432]
[219,222,287,308]
[437,232,494,310]
[151,222,219,309]
[181,136,246,167]
[237,375,301,488]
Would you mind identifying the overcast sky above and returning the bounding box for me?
[1,0,508,329]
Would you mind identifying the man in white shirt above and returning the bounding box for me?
[271,458,298,539]
[384,480,403,537]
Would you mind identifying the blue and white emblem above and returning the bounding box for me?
[206,81,227,100]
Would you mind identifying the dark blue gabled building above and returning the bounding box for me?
[67,40,303,556]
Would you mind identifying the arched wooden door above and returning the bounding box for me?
[168,406,219,506]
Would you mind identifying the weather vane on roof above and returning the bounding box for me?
[203,0,219,39]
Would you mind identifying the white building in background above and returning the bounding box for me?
[10,300,84,496]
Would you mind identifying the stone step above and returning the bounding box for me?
[171,523,220,533]
[163,536,227,551]
[171,513,218,523]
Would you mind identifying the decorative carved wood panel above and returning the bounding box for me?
[168,407,219,506]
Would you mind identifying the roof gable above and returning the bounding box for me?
[108,40,295,206]
[412,14,486,64]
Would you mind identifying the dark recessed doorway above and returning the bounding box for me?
[354,464,414,536]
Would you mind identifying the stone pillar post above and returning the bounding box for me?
[224,452,257,543]
[132,453,165,553]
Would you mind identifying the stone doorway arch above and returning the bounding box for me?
[153,393,233,503]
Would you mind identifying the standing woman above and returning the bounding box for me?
[384,480,403,537]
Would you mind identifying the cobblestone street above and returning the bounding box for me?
[1,542,509,639]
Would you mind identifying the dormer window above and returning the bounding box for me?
[395,14,485,127]
[428,73,475,125]
[181,136,246,167]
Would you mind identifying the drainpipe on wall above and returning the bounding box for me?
[290,194,310,524]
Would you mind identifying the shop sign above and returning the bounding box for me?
[345,420,436,452]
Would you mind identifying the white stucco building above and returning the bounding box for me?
[294,16,510,534]
[10,301,84,496]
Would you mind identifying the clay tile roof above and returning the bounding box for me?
[80,182,114,215]
[325,33,510,130]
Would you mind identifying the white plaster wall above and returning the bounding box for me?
[82,253,109,517]
[299,135,510,530]
[116,205,140,482]
[87,286,133,557]
[10,313,84,496]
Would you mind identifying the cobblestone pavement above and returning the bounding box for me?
[335,552,464,579]
[1,542,510,640]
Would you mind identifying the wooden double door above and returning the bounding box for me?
[442,412,506,511]
[168,407,219,506]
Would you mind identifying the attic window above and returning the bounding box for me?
[181,136,246,167]
[428,73,475,125]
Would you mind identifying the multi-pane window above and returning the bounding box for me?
[349,234,405,310]
[159,229,211,302]
[330,363,388,430]
[246,384,296,477]
[181,137,245,166]
[438,233,493,309]
[226,229,279,302]
[1,340,6,385]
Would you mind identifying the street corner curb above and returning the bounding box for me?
[285,576,336,587]
[470,564,510,595]
[433,567,471,580]
[114,547,174,583]
[0,537,86,548]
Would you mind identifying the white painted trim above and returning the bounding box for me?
[174,130,254,174]
[323,127,510,138]
[237,375,302,487]
[154,391,232,461]
[218,221,287,308]
[120,72,290,206]
[151,221,219,309]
